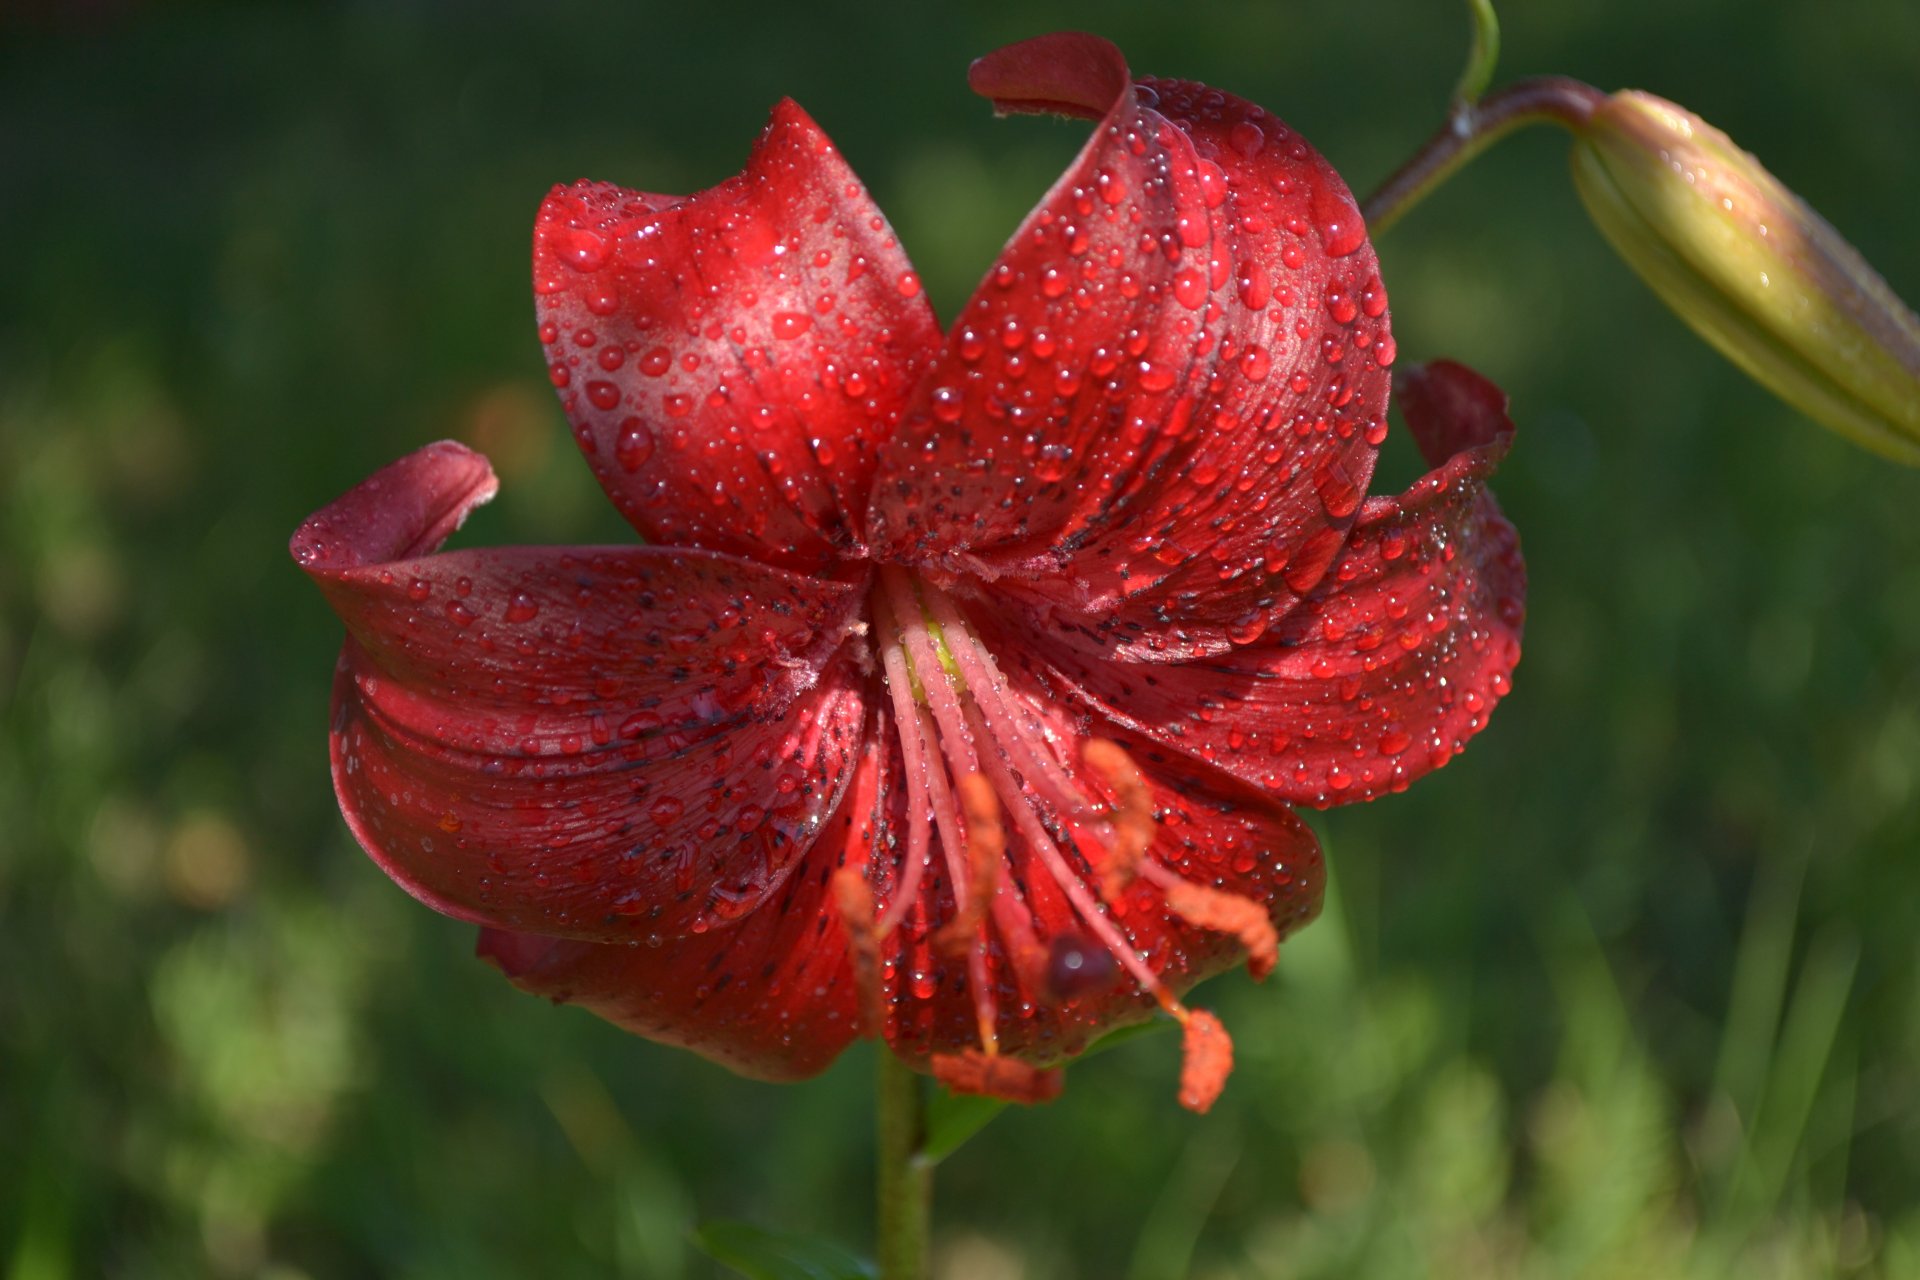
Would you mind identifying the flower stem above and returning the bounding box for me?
[1360,76,1607,236]
[876,1048,932,1280]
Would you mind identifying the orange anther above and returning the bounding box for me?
[1177,1009,1233,1114]
[1083,738,1154,900]
[934,774,1004,955]
[1162,880,1280,980]
[831,864,885,1038]
[931,1049,1063,1105]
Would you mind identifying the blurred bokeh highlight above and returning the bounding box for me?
[3,1,1918,1276]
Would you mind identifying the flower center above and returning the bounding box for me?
[835,565,1273,1110]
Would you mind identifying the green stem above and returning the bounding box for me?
[876,1048,932,1280]
[1360,76,1607,236]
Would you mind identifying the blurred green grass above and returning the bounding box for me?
[3,1,1918,1276]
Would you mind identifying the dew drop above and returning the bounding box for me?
[1324,286,1358,325]
[558,228,609,272]
[1138,361,1177,393]
[615,418,655,471]
[1046,934,1117,999]
[1173,268,1207,310]
[1309,183,1366,257]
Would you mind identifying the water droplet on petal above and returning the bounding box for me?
[615,418,655,471]
[558,228,609,272]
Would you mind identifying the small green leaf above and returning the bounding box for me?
[922,1088,1009,1164]
[693,1220,875,1280]
[920,1018,1179,1164]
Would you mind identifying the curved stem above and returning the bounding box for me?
[1361,76,1608,236]
[876,1048,932,1280]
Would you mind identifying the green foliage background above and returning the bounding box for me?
[4,1,1918,1276]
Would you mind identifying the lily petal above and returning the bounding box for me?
[293,443,873,942]
[474,723,887,1082]
[1018,360,1524,807]
[867,33,1390,658]
[534,99,942,570]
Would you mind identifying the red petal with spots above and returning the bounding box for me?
[293,443,873,942]
[867,33,1390,658]
[473,726,886,1082]
[1021,359,1524,807]
[533,100,942,571]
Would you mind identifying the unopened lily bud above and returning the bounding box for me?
[1571,90,1920,464]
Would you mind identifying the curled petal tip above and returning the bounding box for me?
[968,31,1128,120]
[290,441,498,573]
[1394,359,1515,469]
[1572,90,1920,465]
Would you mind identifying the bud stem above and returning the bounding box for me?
[1362,76,1607,235]
[1452,0,1502,107]
[877,1047,933,1280]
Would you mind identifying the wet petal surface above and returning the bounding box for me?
[535,100,942,570]
[473,724,886,1082]
[1020,360,1524,806]
[295,444,873,941]
[868,33,1390,659]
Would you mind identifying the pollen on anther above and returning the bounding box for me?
[1083,739,1154,900]
[1178,1010,1233,1114]
[932,1049,1064,1104]
[934,774,1004,955]
[831,865,884,1037]
[1161,879,1280,979]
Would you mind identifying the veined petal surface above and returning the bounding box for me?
[1019,360,1524,806]
[868,33,1391,659]
[535,99,942,570]
[294,443,873,942]
[474,725,887,1082]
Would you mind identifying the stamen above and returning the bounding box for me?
[872,571,1250,1113]
[872,643,938,938]
[922,590,1096,823]
[933,774,1003,956]
[967,732,1181,1017]
[1082,739,1154,901]
[878,570,1003,1058]
[931,1049,1063,1104]
[1177,1010,1233,1114]
[1148,867,1281,980]
[831,865,884,1038]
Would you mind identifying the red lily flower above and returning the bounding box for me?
[291,32,1524,1111]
